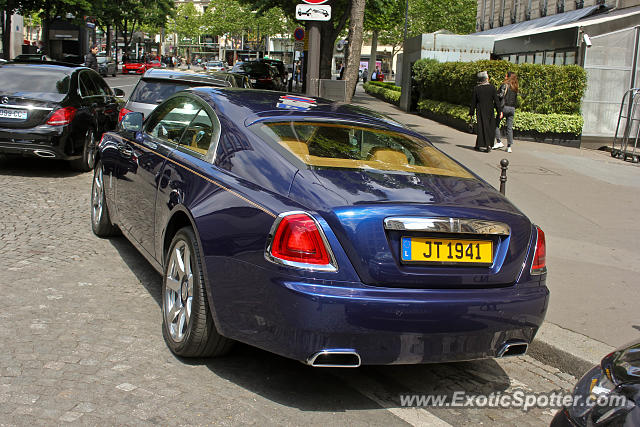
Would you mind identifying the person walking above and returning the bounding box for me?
[362,67,368,84]
[85,44,99,72]
[469,71,502,152]
[493,71,519,153]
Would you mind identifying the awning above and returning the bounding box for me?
[474,4,606,36]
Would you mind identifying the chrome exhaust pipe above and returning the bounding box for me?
[306,349,361,368]
[497,341,528,358]
[33,150,56,158]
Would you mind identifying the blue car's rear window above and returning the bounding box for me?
[251,121,472,178]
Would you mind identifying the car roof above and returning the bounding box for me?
[1,61,81,73]
[141,68,230,86]
[189,88,406,130]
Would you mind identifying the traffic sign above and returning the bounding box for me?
[296,4,331,21]
[294,27,305,41]
[294,40,304,51]
[301,0,328,4]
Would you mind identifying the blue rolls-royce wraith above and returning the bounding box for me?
[91,88,548,367]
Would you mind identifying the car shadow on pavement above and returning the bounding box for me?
[106,225,513,413]
[193,343,512,412]
[0,155,85,178]
[109,236,163,306]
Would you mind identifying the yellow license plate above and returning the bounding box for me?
[401,237,493,264]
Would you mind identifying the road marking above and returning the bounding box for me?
[331,370,452,427]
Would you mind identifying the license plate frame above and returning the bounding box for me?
[0,108,27,120]
[401,236,493,265]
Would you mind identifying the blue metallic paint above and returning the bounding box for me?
[97,88,549,365]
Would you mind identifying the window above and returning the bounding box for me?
[565,51,576,65]
[545,51,554,65]
[88,72,112,95]
[0,68,70,94]
[554,52,565,66]
[79,72,99,97]
[178,108,215,155]
[535,52,544,64]
[251,121,473,178]
[145,97,199,144]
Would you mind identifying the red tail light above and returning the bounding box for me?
[258,77,272,82]
[268,213,334,268]
[46,106,77,126]
[118,107,132,123]
[531,226,546,275]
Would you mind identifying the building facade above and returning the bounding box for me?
[476,0,639,32]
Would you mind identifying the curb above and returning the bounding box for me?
[527,322,615,379]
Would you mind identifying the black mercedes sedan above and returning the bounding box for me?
[231,61,285,91]
[0,61,124,171]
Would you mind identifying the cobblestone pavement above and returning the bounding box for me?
[0,156,577,426]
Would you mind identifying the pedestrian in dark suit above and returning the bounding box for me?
[85,45,99,72]
[469,71,502,152]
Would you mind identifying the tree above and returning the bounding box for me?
[364,0,403,79]
[241,0,351,79]
[169,2,202,63]
[373,0,476,59]
[344,0,366,102]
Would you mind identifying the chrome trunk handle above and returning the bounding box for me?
[383,217,510,236]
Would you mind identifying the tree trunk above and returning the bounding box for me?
[106,24,112,56]
[2,6,14,60]
[318,3,351,79]
[344,0,366,103]
[367,29,378,81]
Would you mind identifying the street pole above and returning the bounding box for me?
[306,22,320,97]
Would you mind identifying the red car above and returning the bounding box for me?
[146,60,162,70]
[122,59,147,74]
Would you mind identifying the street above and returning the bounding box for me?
[0,77,581,426]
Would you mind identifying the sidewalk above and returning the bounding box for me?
[350,86,639,360]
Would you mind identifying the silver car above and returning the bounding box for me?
[122,68,230,118]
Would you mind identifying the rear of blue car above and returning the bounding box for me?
[204,116,549,366]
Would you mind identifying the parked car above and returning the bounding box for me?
[551,339,639,426]
[201,70,251,88]
[13,53,53,62]
[203,60,227,72]
[146,59,163,70]
[91,88,548,366]
[122,59,147,74]
[97,55,117,77]
[121,68,230,118]
[0,61,124,170]
[260,58,287,82]
[231,61,285,90]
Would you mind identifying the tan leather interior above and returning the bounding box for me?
[277,139,472,178]
[369,148,408,166]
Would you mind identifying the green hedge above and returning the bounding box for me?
[363,82,401,105]
[417,99,584,136]
[412,59,587,115]
[368,81,401,92]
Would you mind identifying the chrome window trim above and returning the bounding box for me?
[265,210,338,272]
[0,104,52,111]
[383,217,510,236]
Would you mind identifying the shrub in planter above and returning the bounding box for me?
[412,59,586,115]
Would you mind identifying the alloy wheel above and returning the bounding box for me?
[86,130,96,169]
[91,167,103,226]
[164,240,193,342]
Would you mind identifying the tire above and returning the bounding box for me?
[90,161,119,237]
[162,227,233,358]
[70,128,98,172]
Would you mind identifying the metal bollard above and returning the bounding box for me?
[499,159,509,195]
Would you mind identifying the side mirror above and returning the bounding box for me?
[119,111,143,132]
[113,88,125,98]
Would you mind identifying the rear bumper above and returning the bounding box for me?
[208,258,549,365]
[0,125,75,160]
